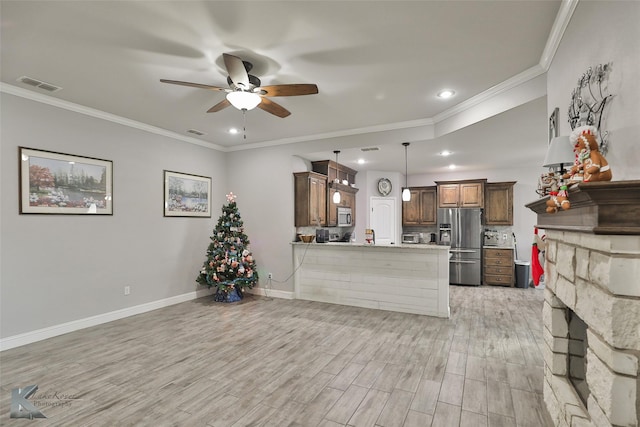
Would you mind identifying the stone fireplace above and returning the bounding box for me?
[527,181,640,427]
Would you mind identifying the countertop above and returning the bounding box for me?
[291,242,450,250]
[483,245,515,250]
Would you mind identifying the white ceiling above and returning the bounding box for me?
[1,1,563,174]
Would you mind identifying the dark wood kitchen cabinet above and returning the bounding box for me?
[483,248,515,286]
[402,186,437,226]
[294,171,327,227]
[328,183,358,226]
[311,160,358,187]
[436,179,486,208]
[485,181,516,225]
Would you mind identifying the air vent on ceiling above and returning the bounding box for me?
[16,76,62,92]
[360,147,380,152]
[187,129,206,136]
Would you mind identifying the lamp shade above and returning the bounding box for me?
[543,136,575,168]
[402,188,411,201]
[226,91,261,110]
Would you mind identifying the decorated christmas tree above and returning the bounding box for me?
[196,192,258,302]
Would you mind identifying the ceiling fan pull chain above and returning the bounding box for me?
[243,109,247,140]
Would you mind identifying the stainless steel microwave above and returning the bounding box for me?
[402,233,420,244]
[337,207,352,227]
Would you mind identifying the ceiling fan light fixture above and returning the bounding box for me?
[226,91,261,110]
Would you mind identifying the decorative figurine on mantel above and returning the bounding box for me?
[563,125,613,184]
[196,192,258,302]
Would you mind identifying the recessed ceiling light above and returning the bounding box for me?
[229,128,239,134]
[440,150,452,157]
[448,164,457,170]
[437,89,455,99]
[357,159,365,165]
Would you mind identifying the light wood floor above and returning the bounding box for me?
[0,285,551,427]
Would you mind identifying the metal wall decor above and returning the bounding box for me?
[568,63,614,154]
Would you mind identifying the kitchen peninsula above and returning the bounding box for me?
[292,242,450,318]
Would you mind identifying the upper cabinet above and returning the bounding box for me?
[485,181,516,225]
[293,160,359,228]
[436,179,486,208]
[311,160,358,187]
[328,184,358,226]
[403,186,437,226]
[294,171,327,227]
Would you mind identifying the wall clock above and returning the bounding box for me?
[377,178,392,196]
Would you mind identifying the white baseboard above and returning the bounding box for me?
[246,286,294,300]
[0,288,213,352]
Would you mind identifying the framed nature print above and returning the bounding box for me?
[19,147,113,215]
[164,170,211,217]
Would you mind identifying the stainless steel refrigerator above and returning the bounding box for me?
[437,208,482,286]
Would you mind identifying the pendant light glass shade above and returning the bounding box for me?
[226,91,261,110]
[333,150,341,204]
[402,142,411,202]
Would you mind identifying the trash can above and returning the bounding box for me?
[515,260,531,288]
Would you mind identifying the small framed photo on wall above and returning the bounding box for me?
[163,170,211,217]
[549,107,559,144]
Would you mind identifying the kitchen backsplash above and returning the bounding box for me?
[484,225,514,247]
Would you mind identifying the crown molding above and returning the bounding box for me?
[432,64,546,125]
[225,117,435,152]
[0,83,225,152]
[539,0,579,71]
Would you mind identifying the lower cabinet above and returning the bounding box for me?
[483,248,514,286]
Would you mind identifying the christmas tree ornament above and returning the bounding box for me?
[196,192,258,302]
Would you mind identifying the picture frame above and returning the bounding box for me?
[549,107,559,144]
[19,147,113,215]
[163,170,211,217]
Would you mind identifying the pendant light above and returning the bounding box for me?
[402,142,411,202]
[333,150,341,204]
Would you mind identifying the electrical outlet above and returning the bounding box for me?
[124,286,130,295]
[267,273,273,280]
[502,233,508,240]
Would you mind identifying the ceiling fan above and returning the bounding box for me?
[160,53,318,118]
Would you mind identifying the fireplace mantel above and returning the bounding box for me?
[526,180,640,235]
[527,179,640,427]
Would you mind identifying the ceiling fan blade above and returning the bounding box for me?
[207,99,231,113]
[257,97,291,118]
[258,84,319,97]
[223,53,250,89]
[160,79,228,91]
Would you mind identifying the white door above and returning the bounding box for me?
[370,197,397,245]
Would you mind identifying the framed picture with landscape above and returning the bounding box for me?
[163,170,211,217]
[19,147,113,215]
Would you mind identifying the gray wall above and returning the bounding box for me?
[547,1,640,181]
[1,93,227,339]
